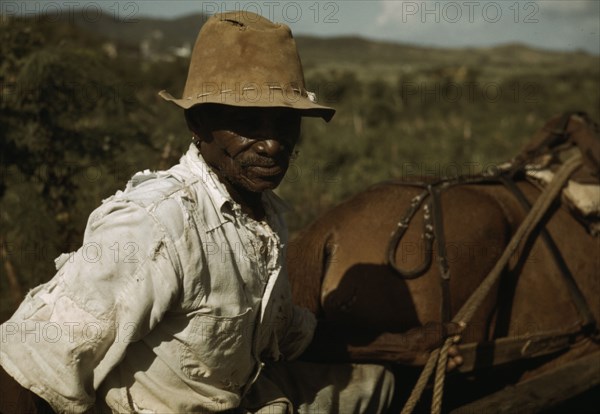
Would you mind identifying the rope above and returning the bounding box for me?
[400,153,583,414]
[431,338,453,414]
[401,348,440,414]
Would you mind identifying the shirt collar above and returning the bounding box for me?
[182,143,232,212]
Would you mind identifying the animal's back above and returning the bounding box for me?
[289,181,511,343]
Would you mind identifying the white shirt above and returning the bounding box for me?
[0,144,317,413]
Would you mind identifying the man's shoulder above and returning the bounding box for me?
[96,167,210,243]
[115,169,187,206]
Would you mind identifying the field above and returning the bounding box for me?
[0,12,598,318]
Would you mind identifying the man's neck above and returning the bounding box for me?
[195,141,267,221]
[206,172,265,221]
[226,183,266,221]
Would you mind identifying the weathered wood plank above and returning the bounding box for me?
[456,332,576,373]
[450,351,600,414]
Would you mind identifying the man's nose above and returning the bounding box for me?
[254,138,283,157]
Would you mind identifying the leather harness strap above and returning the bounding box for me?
[386,112,598,365]
[500,174,597,332]
[386,183,453,323]
[387,187,432,279]
[431,186,452,324]
[403,153,586,414]
[396,113,599,414]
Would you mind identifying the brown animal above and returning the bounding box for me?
[288,112,600,409]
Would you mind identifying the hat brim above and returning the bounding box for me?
[158,90,335,122]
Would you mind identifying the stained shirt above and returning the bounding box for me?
[0,144,317,413]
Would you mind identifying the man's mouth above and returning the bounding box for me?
[240,155,286,178]
[248,165,284,177]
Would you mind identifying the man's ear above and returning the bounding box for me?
[184,107,206,141]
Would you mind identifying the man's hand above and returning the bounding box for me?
[446,344,464,372]
[442,324,464,372]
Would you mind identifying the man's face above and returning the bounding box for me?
[193,106,301,194]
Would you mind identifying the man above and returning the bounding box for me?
[0,11,395,413]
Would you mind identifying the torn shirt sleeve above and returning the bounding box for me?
[0,199,182,413]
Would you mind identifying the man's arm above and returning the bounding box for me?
[0,199,182,412]
[301,320,463,367]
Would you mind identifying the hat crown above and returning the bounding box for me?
[183,11,305,99]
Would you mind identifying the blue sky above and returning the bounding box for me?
[5,1,600,53]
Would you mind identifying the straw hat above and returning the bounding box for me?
[159,11,335,121]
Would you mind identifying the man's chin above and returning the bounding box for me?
[242,177,283,193]
[252,180,281,193]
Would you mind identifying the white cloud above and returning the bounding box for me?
[371,0,599,53]
[376,1,404,26]
[536,0,597,17]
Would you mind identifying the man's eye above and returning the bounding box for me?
[236,120,261,133]
[280,133,298,149]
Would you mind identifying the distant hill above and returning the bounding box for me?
[51,11,202,47]
[5,10,597,79]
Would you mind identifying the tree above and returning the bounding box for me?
[0,17,150,314]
